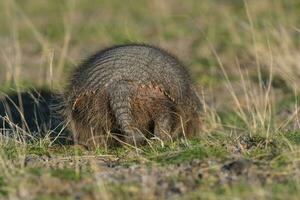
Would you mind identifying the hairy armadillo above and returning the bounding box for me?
[62,44,201,148]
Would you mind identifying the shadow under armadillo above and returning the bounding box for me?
[0,89,73,145]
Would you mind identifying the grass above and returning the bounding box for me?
[0,0,300,199]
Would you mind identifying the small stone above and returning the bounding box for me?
[222,159,252,175]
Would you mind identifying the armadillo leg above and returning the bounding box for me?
[108,83,145,146]
[154,113,172,141]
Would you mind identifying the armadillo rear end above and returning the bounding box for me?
[62,44,201,148]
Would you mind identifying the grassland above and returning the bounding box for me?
[0,0,300,199]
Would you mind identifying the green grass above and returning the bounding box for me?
[50,168,82,181]
[0,176,8,197]
[185,181,300,200]
[146,139,228,165]
[37,195,73,200]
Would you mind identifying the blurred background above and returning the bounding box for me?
[0,0,299,93]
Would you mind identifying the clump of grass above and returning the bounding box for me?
[0,176,8,197]
[143,138,228,165]
[50,168,82,181]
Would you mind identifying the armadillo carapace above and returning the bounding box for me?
[62,44,201,148]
